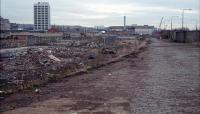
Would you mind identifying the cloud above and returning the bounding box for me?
[1,0,199,29]
[86,3,133,14]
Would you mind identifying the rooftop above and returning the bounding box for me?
[34,2,50,6]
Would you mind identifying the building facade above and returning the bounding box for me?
[0,16,11,30]
[133,25,155,35]
[34,2,50,31]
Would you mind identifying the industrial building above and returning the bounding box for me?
[133,25,155,35]
[108,25,155,35]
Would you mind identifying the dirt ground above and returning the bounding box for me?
[1,38,200,114]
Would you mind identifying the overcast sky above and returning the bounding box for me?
[1,0,200,29]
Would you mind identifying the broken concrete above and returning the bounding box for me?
[0,37,147,96]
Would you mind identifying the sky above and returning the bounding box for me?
[0,0,200,29]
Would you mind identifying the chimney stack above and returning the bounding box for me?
[124,16,126,27]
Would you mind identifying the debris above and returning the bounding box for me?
[38,48,43,51]
[71,112,78,114]
[35,89,40,94]
[39,59,50,66]
[0,78,13,86]
[79,62,84,67]
[73,41,81,46]
[88,53,96,60]
[48,54,61,62]
[87,42,98,48]
[102,48,116,54]
[0,36,141,93]
[0,90,6,94]
[0,90,6,100]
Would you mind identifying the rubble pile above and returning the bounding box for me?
[101,48,116,54]
[0,38,140,94]
[0,40,103,90]
[1,48,60,86]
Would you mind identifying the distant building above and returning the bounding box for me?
[0,16,11,30]
[10,23,19,30]
[94,26,105,30]
[109,26,135,32]
[133,25,155,35]
[109,26,124,32]
[18,24,34,30]
[56,25,85,33]
[108,25,155,35]
[48,26,59,33]
[34,2,50,31]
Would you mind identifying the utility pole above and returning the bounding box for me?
[182,10,184,30]
[195,19,198,31]
[171,16,178,31]
[182,9,192,30]
[199,0,200,30]
[170,16,178,40]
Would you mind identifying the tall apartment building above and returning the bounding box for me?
[34,2,50,30]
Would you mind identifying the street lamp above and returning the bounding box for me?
[171,16,178,31]
[182,9,192,30]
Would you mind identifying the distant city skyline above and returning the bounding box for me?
[1,0,200,29]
